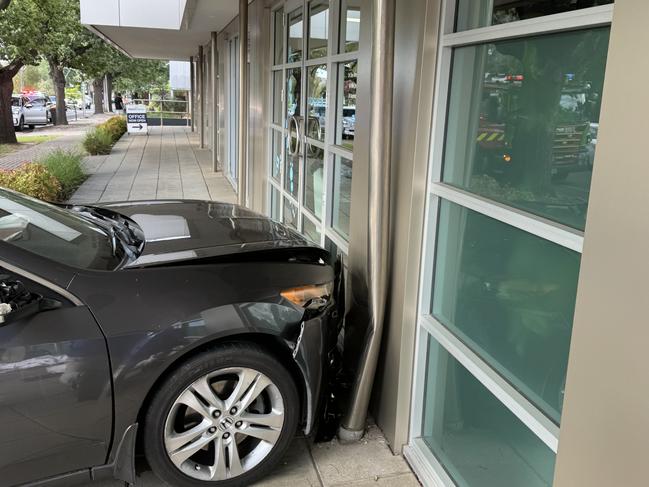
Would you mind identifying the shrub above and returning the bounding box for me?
[0,163,61,201]
[38,149,86,200]
[102,116,127,143]
[83,127,114,155]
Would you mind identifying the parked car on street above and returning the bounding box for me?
[0,189,342,487]
[11,94,51,130]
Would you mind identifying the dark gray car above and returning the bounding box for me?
[0,189,341,487]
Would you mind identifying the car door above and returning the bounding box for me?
[21,96,34,124]
[0,266,113,486]
[32,97,47,124]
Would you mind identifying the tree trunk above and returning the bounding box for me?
[93,77,104,114]
[0,60,23,144]
[105,73,113,112]
[47,59,68,126]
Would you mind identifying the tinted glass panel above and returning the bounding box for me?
[340,0,361,53]
[332,155,352,238]
[288,8,304,63]
[274,8,284,65]
[283,198,298,229]
[456,0,614,31]
[307,64,327,142]
[271,129,282,182]
[442,28,609,229]
[308,0,329,59]
[336,61,357,151]
[302,216,321,244]
[421,336,556,487]
[304,144,324,220]
[432,200,580,422]
[270,186,280,220]
[273,71,283,125]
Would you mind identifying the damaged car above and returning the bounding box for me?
[0,188,342,487]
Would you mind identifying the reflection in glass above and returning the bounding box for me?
[302,216,321,244]
[288,8,304,63]
[442,28,609,229]
[308,0,329,59]
[456,0,614,32]
[307,65,327,142]
[432,201,580,422]
[270,186,280,220]
[286,68,302,120]
[336,61,357,152]
[304,144,324,220]
[273,71,283,125]
[271,130,282,181]
[285,135,300,199]
[332,156,352,238]
[421,336,556,487]
[283,198,298,229]
[274,8,284,64]
[340,0,361,53]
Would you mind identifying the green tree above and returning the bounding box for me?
[0,0,44,142]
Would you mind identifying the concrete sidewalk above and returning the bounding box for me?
[69,126,237,204]
[0,113,111,170]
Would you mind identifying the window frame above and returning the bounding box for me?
[405,2,614,486]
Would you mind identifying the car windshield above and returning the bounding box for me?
[11,97,20,107]
[0,189,123,270]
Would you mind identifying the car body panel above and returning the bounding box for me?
[0,298,112,485]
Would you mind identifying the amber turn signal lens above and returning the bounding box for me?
[281,282,333,308]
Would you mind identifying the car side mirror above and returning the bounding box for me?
[0,295,61,326]
[24,103,33,109]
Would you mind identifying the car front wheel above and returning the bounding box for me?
[16,116,24,131]
[144,343,299,487]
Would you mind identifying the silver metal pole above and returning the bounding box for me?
[190,55,195,132]
[211,31,219,172]
[198,45,205,148]
[237,0,248,206]
[339,0,395,440]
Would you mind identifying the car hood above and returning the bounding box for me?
[97,200,317,267]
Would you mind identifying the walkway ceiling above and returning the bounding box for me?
[82,0,244,61]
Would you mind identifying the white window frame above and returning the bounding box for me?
[405,2,614,486]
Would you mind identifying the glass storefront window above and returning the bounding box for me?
[302,215,321,244]
[288,7,304,63]
[307,65,327,142]
[271,130,282,182]
[285,135,300,199]
[442,28,610,230]
[273,71,283,125]
[332,155,352,238]
[308,0,329,59]
[422,336,556,487]
[274,8,284,65]
[283,198,298,229]
[270,186,280,220]
[340,0,361,53]
[304,144,324,220]
[432,200,580,422]
[286,68,301,120]
[456,0,614,32]
[336,61,357,152]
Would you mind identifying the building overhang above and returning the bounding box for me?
[80,0,240,60]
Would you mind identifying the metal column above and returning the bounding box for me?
[340,0,396,440]
[190,55,195,132]
[237,0,248,206]
[198,45,205,149]
[211,32,219,172]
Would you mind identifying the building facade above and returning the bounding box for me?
[81,1,649,486]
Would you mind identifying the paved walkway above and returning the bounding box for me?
[0,113,111,170]
[69,126,237,204]
[89,424,419,487]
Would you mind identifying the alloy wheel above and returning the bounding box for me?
[163,367,285,481]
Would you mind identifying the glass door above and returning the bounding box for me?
[268,0,360,258]
[227,36,240,187]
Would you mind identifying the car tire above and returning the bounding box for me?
[16,117,24,132]
[143,342,299,487]
[28,124,35,129]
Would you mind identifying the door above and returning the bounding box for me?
[22,96,36,124]
[227,36,240,186]
[0,268,112,485]
[33,97,48,124]
[268,0,360,259]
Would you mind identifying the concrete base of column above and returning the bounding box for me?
[337,425,365,443]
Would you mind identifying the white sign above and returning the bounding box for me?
[126,104,148,134]
[169,61,190,90]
